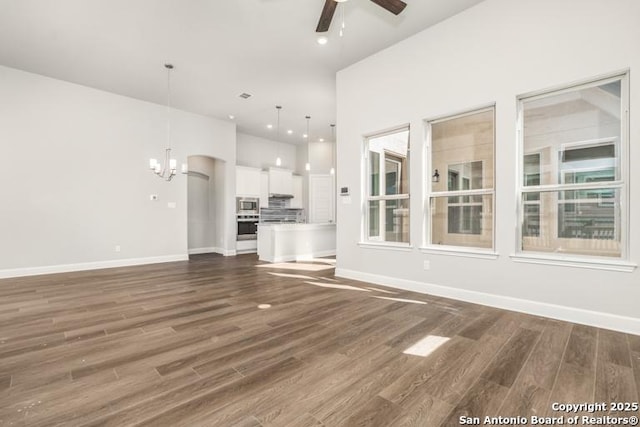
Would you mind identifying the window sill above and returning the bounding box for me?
[510,253,637,273]
[419,246,499,260]
[358,242,413,252]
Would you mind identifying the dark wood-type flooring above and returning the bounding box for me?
[0,254,639,426]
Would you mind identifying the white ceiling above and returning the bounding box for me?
[0,0,484,144]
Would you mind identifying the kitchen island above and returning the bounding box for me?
[257,223,336,263]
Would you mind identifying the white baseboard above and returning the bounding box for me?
[188,247,219,255]
[188,247,237,257]
[0,254,189,279]
[335,268,640,335]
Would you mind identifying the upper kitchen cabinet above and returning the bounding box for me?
[236,166,261,197]
[268,167,293,196]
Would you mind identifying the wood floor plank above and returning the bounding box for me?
[497,321,571,418]
[338,395,402,427]
[598,328,632,367]
[387,394,453,427]
[457,310,504,340]
[439,378,510,426]
[480,327,541,388]
[595,362,637,415]
[563,324,598,370]
[0,375,11,391]
[134,356,305,427]
[547,362,595,415]
[514,320,572,391]
[0,254,637,426]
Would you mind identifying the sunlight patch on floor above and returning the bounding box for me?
[304,281,371,292]
[372,296,428,305]
[403,335,450,357]
[267,272,315,280]
[256,263,334,272]
[364,286,398,294]
[295,257,336,265]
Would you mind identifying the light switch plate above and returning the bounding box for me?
[167,202,176,209]
[423,260,430,270]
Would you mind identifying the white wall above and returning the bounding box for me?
[236,132,297,172]
[308,141,335,175]
[0,65,237,276]
[335,0,640,333]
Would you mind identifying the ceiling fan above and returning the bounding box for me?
[316,0,408,32]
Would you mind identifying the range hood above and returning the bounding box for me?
[269,193,294,199]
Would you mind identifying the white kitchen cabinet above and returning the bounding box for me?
[236,166,261,197]
[259,171,269,208]
[268,167,293,196]
[291,175,303,208]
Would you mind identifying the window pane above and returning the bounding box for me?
[524,153,541,188]
[432,109,494,192]
[523,199,540,237]
[523,81,621,186]
[385,158,400,195]
[384,199,410,243]
[370,151,380,197]
[521,189,621,257]
[365,128,410,244]
[368,130,410,196]
[430,195,493,249]
[368,200,380,239]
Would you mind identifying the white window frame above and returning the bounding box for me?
[422,105,497,258]
[362,126,411,246]
[514,71,632,269]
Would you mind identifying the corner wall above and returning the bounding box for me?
[0,65,237,277]
[335,0,640,333]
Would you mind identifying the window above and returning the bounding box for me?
[427,107,495,250]
[518,74,628,258]
[364,128,410,244]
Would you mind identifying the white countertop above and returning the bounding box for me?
[258,222,335,230]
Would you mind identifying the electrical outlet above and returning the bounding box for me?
[115,245,121,253]
[150,194,158,201]
[423,260,430,270]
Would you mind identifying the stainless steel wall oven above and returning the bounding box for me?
[237,214,259,240]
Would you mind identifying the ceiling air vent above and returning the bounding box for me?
[238,93,252,99]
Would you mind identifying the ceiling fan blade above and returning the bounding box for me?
[316,0,338,32]
[369,0,407,15]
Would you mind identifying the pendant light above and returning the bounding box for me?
[275,105,282,167]
[149,64,178,181]
[305,115,311,172]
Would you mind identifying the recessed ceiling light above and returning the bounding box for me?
[287,130,293,134]
[317,36,328,45]
[319,138,324,142]
[267,124,273,129]
[238,93,252,99]
[228,115,235,120]
[303,134,308,138]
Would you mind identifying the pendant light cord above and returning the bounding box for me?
[166,65,172,151]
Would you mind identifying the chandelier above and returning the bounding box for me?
[149,64,178,181]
